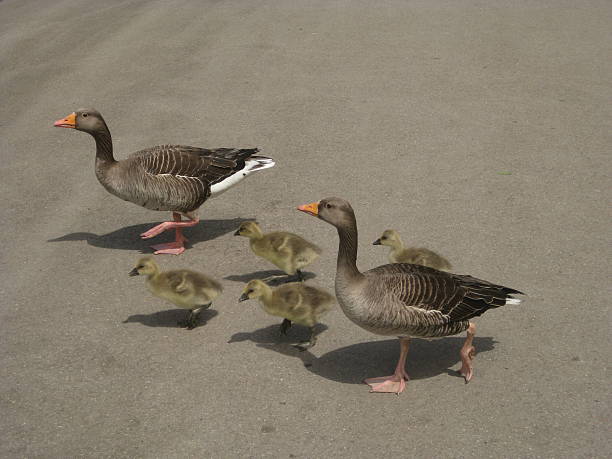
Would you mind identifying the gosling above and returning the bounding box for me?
[234,221,321,282]
[373,229,452,271]
[129,257,223,329]
[239,279,334,350]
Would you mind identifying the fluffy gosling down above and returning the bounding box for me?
[239,279,334,350]
[373,229,452,271]
[129,257,222,329]
[234,221,321,281]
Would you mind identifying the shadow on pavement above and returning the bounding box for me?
[224,269,316,286]
[228,322,328,345]
[123,308,219,328]
[231,324,497,384]
[48,217,253,252]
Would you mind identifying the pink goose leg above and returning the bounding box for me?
[459,322,476,382]
[140,212,199,255]
[364,338,411,394]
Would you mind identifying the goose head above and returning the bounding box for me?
[298,197,356,230]
[373,229,401,247]
[129,257,159,277]
[54,108,107,134]
[234,221,262,239]
[238,279,269,302]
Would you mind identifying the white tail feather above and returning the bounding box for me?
[505,297,521,305]
[210,157,275,197]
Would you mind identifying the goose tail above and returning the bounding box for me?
[247,155,275,171]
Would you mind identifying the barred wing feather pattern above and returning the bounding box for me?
[363,264,523,338]
[122,146,262,213]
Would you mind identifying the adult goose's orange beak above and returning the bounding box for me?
[54,112,76,128]
[297,201,319,217]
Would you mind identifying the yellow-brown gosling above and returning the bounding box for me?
[234,221,321,282]
[373,229,452,271]
[239,279,334,350]
[129,257,222,329]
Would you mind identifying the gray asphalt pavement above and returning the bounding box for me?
[1,1,610,457]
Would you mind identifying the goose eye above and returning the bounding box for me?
[325,203,332,209]
[82,113,88,118]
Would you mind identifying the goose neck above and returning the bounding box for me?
[258,285,274,304]
[93,125,115,164]
[389,239,404,251]
[145,265,161,281]
[336,222,363,281]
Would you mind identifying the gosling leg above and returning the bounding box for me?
[262,274,291,285]
[279,319,292,335]
[178,309,196,329]
[178,304,208,330]
[294,326,317,352]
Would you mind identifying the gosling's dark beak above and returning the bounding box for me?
[234,229,241,236]
[238,293,249,302]
[129,268,139,277]
[373,238,382,245]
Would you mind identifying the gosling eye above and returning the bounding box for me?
[381,237,387,240]
[247,289,254,294]
[137,265,144,269]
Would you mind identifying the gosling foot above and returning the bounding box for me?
[178,311,198,330]
[293,327,317,352]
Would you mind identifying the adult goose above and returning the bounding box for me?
[298,197,523,394]
[54,109,274,254]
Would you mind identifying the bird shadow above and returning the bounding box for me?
[230,324,497,384]
[224,269,316,286]
[229,322,329,345]
[48,217,253,252]
[122,308,219,328]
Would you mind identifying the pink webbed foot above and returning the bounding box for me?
[140,213,199,240]
[459,345,475,383]
[364,368,410,394]
[141,222,174,239]
[365,374,408,394]
[151,241,185,255]
[364,337,412,394]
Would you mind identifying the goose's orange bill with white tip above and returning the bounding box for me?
[53,112,76,128]
[297,202,319,217]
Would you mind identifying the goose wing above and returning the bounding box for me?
[123,146,262,211]
[365,263,522,323]
[131,145,260,184]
